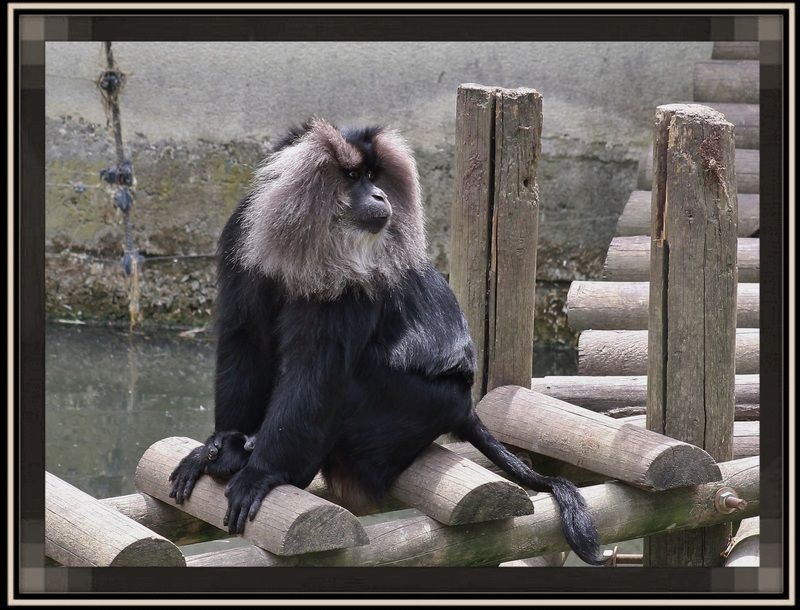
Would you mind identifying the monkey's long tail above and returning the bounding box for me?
[456,411,606,566]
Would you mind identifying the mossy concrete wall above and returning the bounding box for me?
[45,41,712,367]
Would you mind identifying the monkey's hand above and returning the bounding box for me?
[169,431,247,503]
[223,465,280,535]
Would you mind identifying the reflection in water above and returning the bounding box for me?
[45,322,216,499]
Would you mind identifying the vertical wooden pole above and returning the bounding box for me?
[450,84,542,404]
[645,104,738,567]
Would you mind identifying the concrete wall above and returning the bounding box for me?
[45,41,711,365]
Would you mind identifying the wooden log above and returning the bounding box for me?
[724,517,759,566]
[566,281,759,331]
[645,104,738,567]
[532,373,760,419]
[603,236,759,282]
[712,41,759,60]
[620,417,758,458]
[186,457,759,567]
[616,190,759,237]
[577,328,759,375]
[100,493,226,546]
[475,385,721,491]
[694,60,759,103]
[135,437,369,555]
[449,84,542,402]
[640,147,758,193]
[387,443,534,524]
[45,472,185,567]
[449,83,497,405]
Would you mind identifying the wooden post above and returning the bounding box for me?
[45,472,185,566]
[449,84,542,403]
[135,437,369,555]
[645,104,738,567]
[476,385,722,491]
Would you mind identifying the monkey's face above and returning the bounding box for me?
[240,118,428,299]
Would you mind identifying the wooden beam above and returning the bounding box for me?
[532,374,760,420]
[135,437,369,556]
[645,103,738,567]
[724,517,760,566]
[186,457,758,567]
[712,41,759,60]
[694,60,759,103]
[475,385,721,491]
[566,281,759,331]
[615,190,759,237]
[577,329,759,376]
[45,472,185,567]
[621,416,758,458]
[603,236,759,282]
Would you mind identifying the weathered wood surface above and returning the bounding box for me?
[100,492,225,546]
[532,374,760,420]
[621,416,758,458]
[603,236,759,282]
[135,437,368,555]
[724,517,760,566]
[645,104,738,567]
[694,60,759,103]
[45,471,185,567]
[486,86,543,395]
[577,328,759,376]
[449,84,498,405]
[708,102,759,148]
[640,147,758,193]
[615,190,759,237]
[566,281,759,331]
[499,552,569,567]
[712,41,759,60]
[387,443,534,524]
[476,385,721,491]
[186,457,759,567]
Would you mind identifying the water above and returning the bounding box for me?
[45,322,216,499]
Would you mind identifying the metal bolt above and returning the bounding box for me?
[715,487,747,514]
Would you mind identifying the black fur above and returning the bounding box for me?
[169,125,604,565]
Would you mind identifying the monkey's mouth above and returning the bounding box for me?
[358,213,391,234]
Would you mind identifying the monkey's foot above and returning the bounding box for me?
[223,466,280,535]
[168,445,206,504]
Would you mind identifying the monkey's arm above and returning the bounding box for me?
[222,296,379,534]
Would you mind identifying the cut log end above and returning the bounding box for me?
[450,480,534,525]
[642,443,723,490]
[284,503,370,555]
[110,537,186,567]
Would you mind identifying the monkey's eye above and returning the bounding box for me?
[366,170,375,181]
[347,169,360,180]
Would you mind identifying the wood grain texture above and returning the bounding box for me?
[186,457,759,567]
[603,236,758,282]
[486,87,542,393]
[100,493,225,546]
[578,328,759,375]
[645,103,738,567]
[694,60,759,103]
[135,437,368,555]
[532,374,759,420]
[707,102,759,148]
[45,472,185,567]
[566,281,758,330]
[621,416,758,458]
[475,385,721,491]
[449,84,498,404]
[641,146,758,193]
[388,443,534,525]
[616,190,759,237]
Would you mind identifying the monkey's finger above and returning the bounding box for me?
[181,478,196,501]
[223,505,231,527]
[248,500,262,522]
[236,503,249,534]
